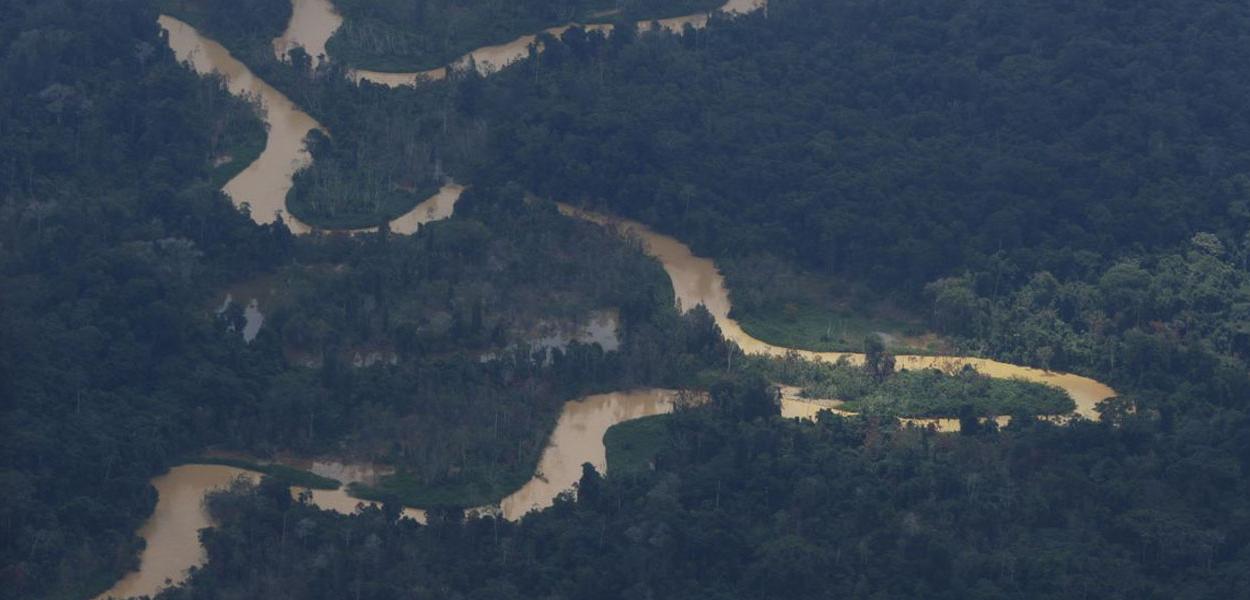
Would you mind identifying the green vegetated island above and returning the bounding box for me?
[4,0,1250,599]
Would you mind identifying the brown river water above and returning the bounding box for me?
[160,15,320,233]
[556,203,1119,426]
[98,390,678,598]
[162,0,768,232]
[495,390,682,520]
[107,0,1114,596]
[160,15,463,236]
[272,0,341,65]
[349,0,767,87]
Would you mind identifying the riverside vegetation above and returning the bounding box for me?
[0,3,734,596]
[6,0,1250,598]
[327,0,725,71]
[161,0,1250,377]
[155,377,1249,599]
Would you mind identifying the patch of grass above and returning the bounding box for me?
[347,409,675,507]
[838,372,1076,418]
[604,414,673,477]
[738,302,942,355]
[722,253,950,355]
[286,181,444,230]
[186,457,341,490]
[760,353,1076,418]
[208,135,265,189]
[348,468,532,508]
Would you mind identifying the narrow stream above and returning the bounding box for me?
[556,203,1119,427]
[97,389,676,599]
[349,0,767,87]
[110,0,1117,596]
[161,15,463,236]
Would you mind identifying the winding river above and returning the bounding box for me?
[496,390,682,520]
[98,390,679,599]
[161,15,463,236]
[161,15,320,234]
[164,0,766,233]
[107,0,1115,597]
[349,0,767,87]
[556,204,1118,425]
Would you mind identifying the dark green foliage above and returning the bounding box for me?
[155,386,1250,599]
[845,369,1073,417]
[156,0,291,54]
[286,129,443,229]
[0,4,738,597]
[327,0,724,71]
[0,2,283,597]
[178,189,735,507]
[930,243,1250,388]
[347,469,530,511]
[473,0,1250,297]
[10,0,1250,598]
[724,253,946,354]
[447,0,1250,402]
[711,369,779,421]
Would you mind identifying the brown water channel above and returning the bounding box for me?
[111,1,1114,596]
[349,0,767,87]
[162,0,768,232]
[272,0,341,65]
[98,389,678,599]
[160,15,462,236]
[555,203,1119,427]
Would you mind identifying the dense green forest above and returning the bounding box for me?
[157,380,1250,599]
[201,193,741,508]
[442,0,1250,387]
[7,0,1250,598]
[158,0,291,52]
[285,129,445,229]
[209,0,1250,375]
[327,0,724,71]
[135,0,1250,597]
[472,0,1250,289]
[0,2,285,597]
[0,2,732,597]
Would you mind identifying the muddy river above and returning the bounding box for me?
[349,0,767,87]
[272,0,341,65]
[98,389,677,598]
[111,1,1116,596]
[556,203,1118,426]
[161,16,462,236]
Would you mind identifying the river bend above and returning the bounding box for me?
[112,1,1116,597]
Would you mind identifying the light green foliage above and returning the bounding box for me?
[604,415,673,476]
[187,458,341,489]
[758,353,1074,417]
[724,253,947,354]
